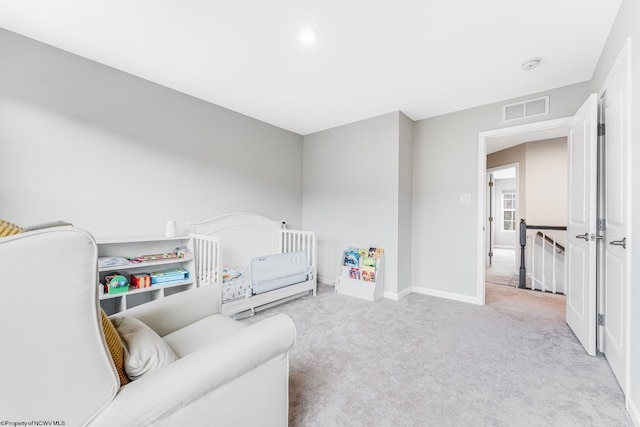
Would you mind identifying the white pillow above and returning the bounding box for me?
[112,316,179,381]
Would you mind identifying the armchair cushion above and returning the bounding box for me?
[112,316,179,381]
[100,309,130,386]
[163,313,246,358]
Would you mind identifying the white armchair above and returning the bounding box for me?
[0,225,296,426]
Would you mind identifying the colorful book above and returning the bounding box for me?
[343,247,360,267]
[373,247,384,259]
[349,267,360,280]
[362,256,376,269]
[361,265,376,282]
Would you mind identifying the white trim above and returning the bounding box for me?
[628,396,640,426]
[384,287,413,301]
[318,275,334,286]
[477,117,572,306]
[599,37,632,98]
[411,285,483,305]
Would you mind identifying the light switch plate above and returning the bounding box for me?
[459,193,471,203]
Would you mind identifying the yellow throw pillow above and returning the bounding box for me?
[0,220,25,237]
[100,309,130,386]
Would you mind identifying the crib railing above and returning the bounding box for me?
[279,229,317,273]
[191,229,315,289]
[190,234,222,287]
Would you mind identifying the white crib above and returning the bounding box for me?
[187,213,317,316]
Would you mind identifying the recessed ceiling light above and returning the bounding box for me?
[521,57,542,71]
[298,28,317,44]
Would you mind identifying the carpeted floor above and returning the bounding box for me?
[242,281,632,427]
[486,247,521,288]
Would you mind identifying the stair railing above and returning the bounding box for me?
[518,219,567,293]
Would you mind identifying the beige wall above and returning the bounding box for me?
[487,137,567,228]
[525,138,567,228]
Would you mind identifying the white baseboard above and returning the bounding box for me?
[383,287,412,301]
[327,278,482,305]
[629,395,640,426]
[411,285,483,305]
[318,276,335,286]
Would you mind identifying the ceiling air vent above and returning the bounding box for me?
[503,96,549,121]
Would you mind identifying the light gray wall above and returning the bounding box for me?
[412,82,590,299]
[397,112,414,295]
[302,111,409,295]
[493,178,516,248]
[0,28,304,238]
[590,0,640,417]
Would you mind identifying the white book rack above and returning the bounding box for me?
[335,252,384,302]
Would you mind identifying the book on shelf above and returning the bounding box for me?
[343,247,360,267]
[361,265,376,282]
[357,247,368,263]
[341,246,384,282]
[362,254,376,268]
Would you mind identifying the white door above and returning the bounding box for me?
[600,42,631,391]
[566,93,598,356]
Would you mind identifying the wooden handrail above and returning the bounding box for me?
[535,231,565,253]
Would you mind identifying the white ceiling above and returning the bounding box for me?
[0,1,622,135]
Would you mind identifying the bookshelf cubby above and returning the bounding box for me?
[97,235,195,315]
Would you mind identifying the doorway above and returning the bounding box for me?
[476,117,570,305]
[486,164,518,288]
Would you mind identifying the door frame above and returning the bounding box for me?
[486,163,520,271]
[477,117,570,305]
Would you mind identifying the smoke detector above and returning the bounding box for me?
[521,57,542,71]
[298,28,317,44]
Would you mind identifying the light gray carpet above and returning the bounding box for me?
[242,282,632,427]
[486,248,521,288]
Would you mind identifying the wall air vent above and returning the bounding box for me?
[503,96,549,121]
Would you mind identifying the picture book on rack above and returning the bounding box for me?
[342,246,384,282]
[344,247,360,267]
[361,265,376,282]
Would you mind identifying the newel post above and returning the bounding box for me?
[518,219,527,289]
